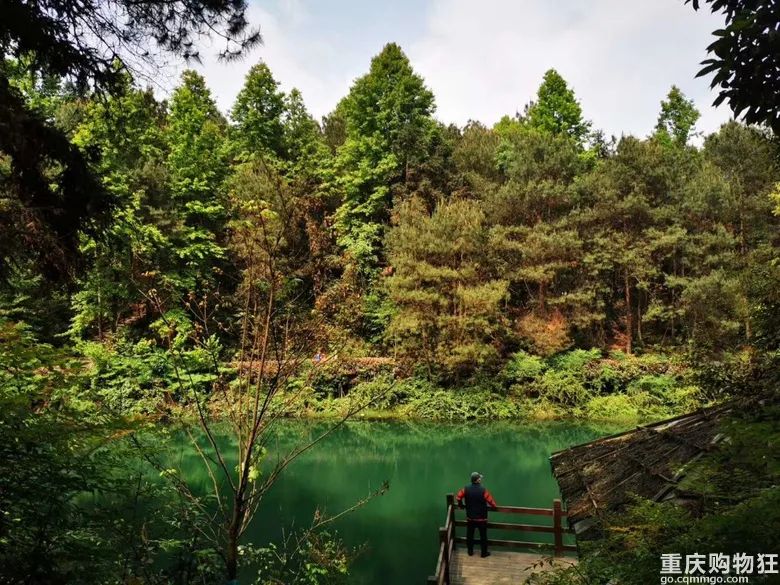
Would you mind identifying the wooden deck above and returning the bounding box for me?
[450,549,576,585]
[427,495,578,584]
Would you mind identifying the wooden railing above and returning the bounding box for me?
[426,494,576,585]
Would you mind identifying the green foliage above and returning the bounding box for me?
[402,386,524,421]
[525,69,591,144]
[333,43,436,271]
[535,403,780,585]
[3,26,780,585]
[386,197,508,381]
[499,349,698,419]
[584,394,640,421]
[0,320,155,583]
[0,260,70,340]
[67,77,170,338]
[688,0,780,133]
[231,62,286,158]
[654,85,700,147]
[502,350,547,389]
[165,70,229,291]
[253,531,351,585]
[549,348,602,372]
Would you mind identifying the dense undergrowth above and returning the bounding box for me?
[0,320,353,585]
[75,328,705,423]
[291,349,703,422]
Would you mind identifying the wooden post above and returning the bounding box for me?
[446,493,455,529]
[439,526,450,585]
[553,499,563,557]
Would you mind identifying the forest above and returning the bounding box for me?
[4,43,779,419]
[1,0,779,583]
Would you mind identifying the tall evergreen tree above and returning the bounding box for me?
[526,69,591,144]
[655,86,700,147]
[386,197,508,380]
[68,77,170,338]
[333,43,436,271]
[166,70,229,292]
[231,63,287,159]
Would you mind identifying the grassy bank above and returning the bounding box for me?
[75,330,709,424]
[272,348,705,424]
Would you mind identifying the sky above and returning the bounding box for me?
[170,0,734,140]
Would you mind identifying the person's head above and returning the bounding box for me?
[470,472,483,484]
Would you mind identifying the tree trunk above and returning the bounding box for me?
[636,294,643,346]
[624,270,632,354]
[226,528,239,582]
[226,495,245,583]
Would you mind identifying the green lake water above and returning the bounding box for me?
[172,420,617,584]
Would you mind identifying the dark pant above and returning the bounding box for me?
[466,520,488,555]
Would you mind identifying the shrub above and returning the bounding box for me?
[516,310,572,356]
[403,388,524,420]
[549,348,602,372]
[501,350,547,392]
[627,374,678,398]
[79,332,220,413]
[537,370,591,407]
[585,394,640,421]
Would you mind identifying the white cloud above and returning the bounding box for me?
[165,2,354,121]
[161,0,733,138]
[409,0,733,137]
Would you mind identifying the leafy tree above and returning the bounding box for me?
[0,0,259,273]
[68,77,170,338]
[703,122,778,253]
[525,69,591,144]
[231,62,287,159]
[655,85,700,147]
[165,70,230,293]
[333,43,436,271]
[687,0,780,133]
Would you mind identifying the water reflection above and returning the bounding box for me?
[171,420,620,584]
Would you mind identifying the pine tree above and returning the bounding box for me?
[386,197,508,380]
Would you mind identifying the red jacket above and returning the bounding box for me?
[456,485,498,521]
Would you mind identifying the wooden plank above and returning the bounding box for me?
[454,520,575,534]
[433,542,444,580]
[456,520,549,533]
[440,527,451,585]
[455,536,576,552]
[491,505,556,516]
[553,499,563,557]
[449,549,578,585]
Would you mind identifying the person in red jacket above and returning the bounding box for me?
[456,472,498,557]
